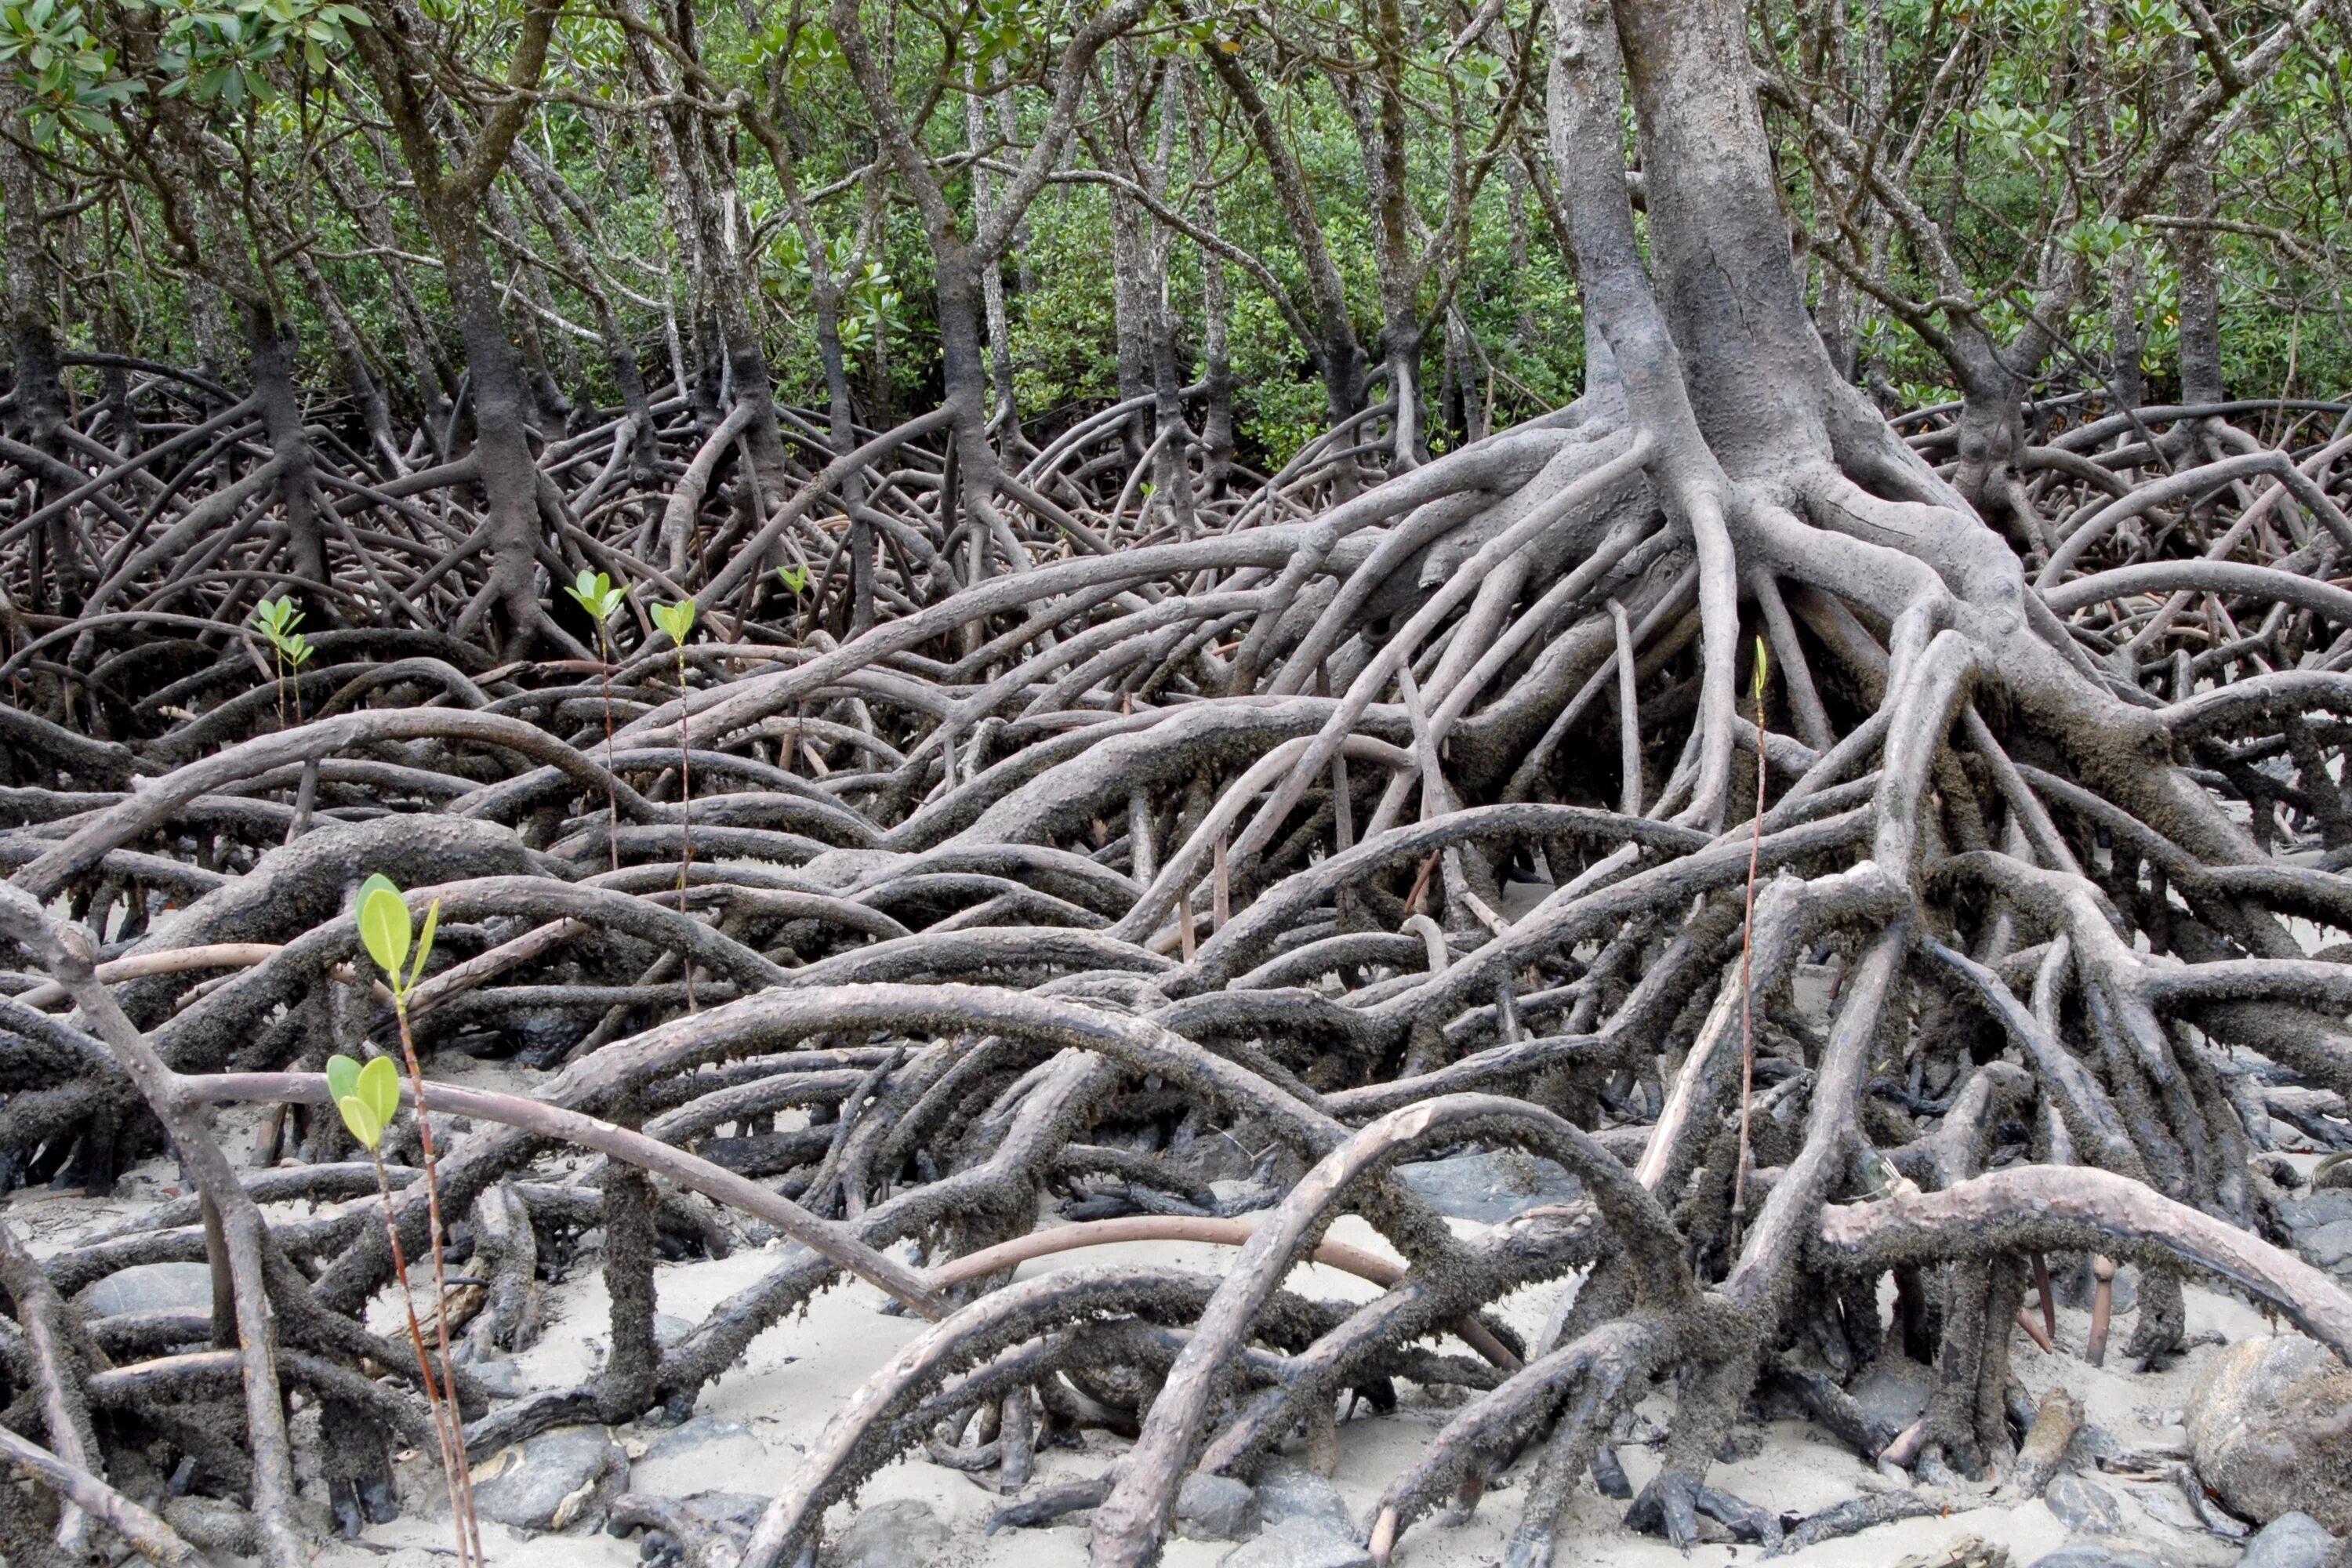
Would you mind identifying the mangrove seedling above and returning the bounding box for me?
[249,596,314,728]
[564,568,629,873]
[652,598,699,1007]
[327,1051,475,1563]
[356,873,482,1564]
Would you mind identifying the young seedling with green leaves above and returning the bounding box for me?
[564,568,629,873]
[249,595,315,728]
[326,1051,474,1566]
[354,873,483,1564]
[652,599,699,1007]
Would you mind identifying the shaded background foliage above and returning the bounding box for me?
[2,0,2336,482]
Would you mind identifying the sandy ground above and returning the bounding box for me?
[5,1065,2277,1568]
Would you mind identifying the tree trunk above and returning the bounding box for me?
[510,143,658,480]
[446,231,555,652]
[2107,244,2146,411]
[0,77,68,459]
[1187,69,1235,498]
[2167,36,2224,408]
[245,304,333,607]
[1203,42,1367,432]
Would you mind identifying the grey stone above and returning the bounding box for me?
[827,1500,951,1568]
[1175,1473,1259,1541]
[2187,1335,2352,1532]
[463,1357,527,1398]
[682,1492,768,1533]
[1849,1353,1936,1432]
[2242,1512,2340,1568]
[654,1312,695,1348]
[1392,1149,1580,1223]
[472,1425,627,1531]
[2299,1221,2352,1272]
[2045,1475,2128,1536]
[2287,1190,2352,1229]
[632,1414,765,1496]
[82,1262,215,1317]
[1218,1517,1372,1568]
[1253,1464,1352,1532]
[2027,1548,2170,1568]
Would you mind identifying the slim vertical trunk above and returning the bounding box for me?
[0,78,67,458]
[1362,0,1425,467]
[483,186,576,432]
[1186,70,1235,498]
[289,249,400,470]
[966,66,1020,443]
[2107,245,2146,411]
[510,143,657,478]
[322,138,457,434]
[1108,190,1154,456]
[1203,40,1367,432]
[2167,38,2224,408]
[694,118,795,514]
[0,75,70,615]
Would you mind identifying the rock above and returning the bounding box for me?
[1176,1473,1259,1541]
[2027,1548,2171,1568]
[1253,1464,1352,1532]
[827,1500,951,1568]
[463,1357,527,1398]
[630,1414,765,1496]
[2243,1512,2340,1568]
[681,1492,768,1537]
[1218,1517,1372,1568]
[653,1312,696,1348]
[472,1425,628,1530]
[82,1261,215,1317]
[1392,1149,1580,1223]
[1849,1352,1936,1432]
[2187,1335,2352,1532]
[2045,1474,2128,1536]
[2299,1221,2352,1272]
[1894,1538,2011,1568]
[2287,1190,2352,1229]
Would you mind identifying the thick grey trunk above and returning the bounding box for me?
[245,306,332,604]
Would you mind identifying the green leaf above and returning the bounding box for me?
[565,568,621,623]
[409,898,437,991]
[336,1093,383,1151]
[776,564,808,595]
[1751,635,1769,704]
[652,598,697,644]
[359,880,410,982]
[325,1052,361,1105]
[357,1054,400,1129]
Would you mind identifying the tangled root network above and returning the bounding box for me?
[9,26,2352,1568]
